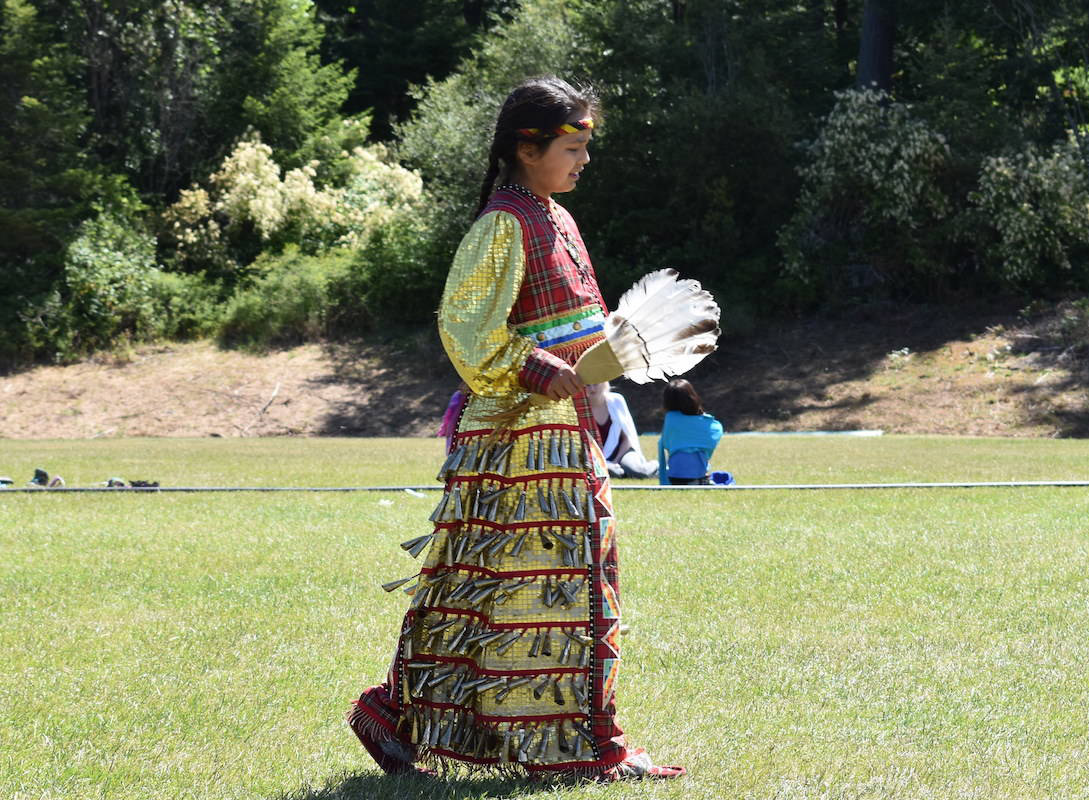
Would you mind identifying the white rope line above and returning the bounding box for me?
[3,480,1088,494]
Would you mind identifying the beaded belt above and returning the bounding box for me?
[516,306,605,351]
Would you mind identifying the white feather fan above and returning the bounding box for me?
[574,268,720,385]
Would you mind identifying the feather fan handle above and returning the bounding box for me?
[573,268,721,385]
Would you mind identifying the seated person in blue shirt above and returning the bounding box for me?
[658,378,724,486]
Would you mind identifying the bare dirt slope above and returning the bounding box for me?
[2,301,1086,439]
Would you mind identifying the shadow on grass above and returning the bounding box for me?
[279,771,547,800]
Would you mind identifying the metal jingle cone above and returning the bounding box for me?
[584,530,593,565]
[410,711,420,744]
[469,487,481,520]
[440,714,455,748]
[421,714,433,747]
[454,531,470,563]
[494,630,522,656]
[570,577,586,600]
[536,486,550,518]
[542,577,557,608]
[586,492,596,523]
[541,628,552,656]
[556,720,571,753]
[537,528,553,550]
[535,725,552,760]
[478,631,507,650]
[572,720,595,744]
[536,438,545,470]
[491,441,515,472]
[429,492,450,523]
[451,485,464,520]
[549,433,561,467]
[559,633,573,665]
[526,435,536,470]
[466,534,494,559]
[532,676,551,700]
[464,441,479,474]
[401,533,435,558]
[570,484,582,511]
[429,710,442,746]
[527,629,543,657]
[550,529,576,548]
[381,574,416,592]
[559,579,578,606]
[447,578,470,601]
[559,434,570,468]
[444,532,455,565]
[516,730,532,763]
[436,449,457,482]
[487,532,513,558]
[476,444,491,473]
[428,666,455,688]
[580,644,591,668]
[455,626,479,655]
[446,623,469,652]
[449,443,467,473]
[427,617,457,635]
[568,674,584,706]
[548,489,560,518]
[560,489,580,517]
[477,677,506,694]
[551,677,565,707]
[513,491,527,522]
[568,436,579,469]
[448,669,467,699]
[454,714,472,749]
[574,730,583,759]
[500,726,513,761]
[561,546,573,568]
[507,531,529,557]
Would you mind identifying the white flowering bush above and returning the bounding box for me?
[971,138,1089,283]
[778,88,951,287]
[164,132,425,272]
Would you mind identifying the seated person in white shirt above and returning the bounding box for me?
[586,382,659,479]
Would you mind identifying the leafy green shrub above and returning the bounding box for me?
[328,212,446,335]
[971,138,1089,285]
[778,88,952,296]
[146,272,225,340]
[217,247,352,349]
[61,212,161,356]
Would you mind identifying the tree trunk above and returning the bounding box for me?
[857,0,895,91]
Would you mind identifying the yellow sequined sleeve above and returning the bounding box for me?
[438,211,533,398]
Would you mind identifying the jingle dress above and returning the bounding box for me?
[348,186,629,776]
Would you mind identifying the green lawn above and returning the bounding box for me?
[2,436,1088,799]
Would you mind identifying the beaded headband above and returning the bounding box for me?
[516,117,594,141]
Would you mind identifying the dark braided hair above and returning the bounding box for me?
[474,76,600,218]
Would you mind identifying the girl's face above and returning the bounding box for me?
[516,125,592,198]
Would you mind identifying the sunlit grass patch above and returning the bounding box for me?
[2,437,1088,799]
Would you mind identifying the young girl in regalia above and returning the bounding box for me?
[347,76,686,782]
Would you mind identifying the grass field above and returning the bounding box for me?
[2,436,1088,799]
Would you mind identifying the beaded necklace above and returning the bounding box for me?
[497,184,595,288]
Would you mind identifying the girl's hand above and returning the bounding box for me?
[545,365,584,401]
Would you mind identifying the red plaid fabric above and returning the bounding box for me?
[485,188,608,400]
[485,189,606,326]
